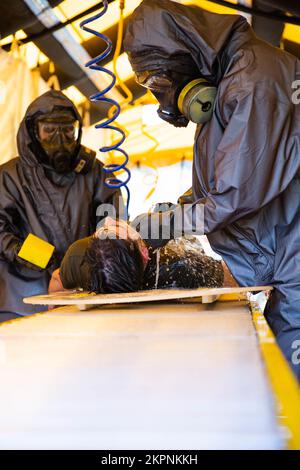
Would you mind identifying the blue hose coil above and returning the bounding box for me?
[80,0,131,217]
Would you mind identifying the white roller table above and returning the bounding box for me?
[0,299,286,449]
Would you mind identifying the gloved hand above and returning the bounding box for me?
[131,210,173,250]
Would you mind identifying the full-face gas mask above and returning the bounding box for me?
[35,110,80,174]
[26,106,95,175]
[135,69,217,127]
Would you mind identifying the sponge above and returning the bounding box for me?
[18,234,55,269]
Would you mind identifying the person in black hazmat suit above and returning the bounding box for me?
[0,90,124,321]
[123,0,300,380]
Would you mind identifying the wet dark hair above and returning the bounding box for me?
[143,239,224,290]
[85,237,145,294]
[84,236,224,294]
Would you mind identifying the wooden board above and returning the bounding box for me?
[24,285,272,309]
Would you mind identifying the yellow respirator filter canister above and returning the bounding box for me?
[178,78,217,124]
[18,234,55,269]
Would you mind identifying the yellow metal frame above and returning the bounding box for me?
[250,301,300,450]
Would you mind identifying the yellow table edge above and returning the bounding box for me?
[250,300,300,450]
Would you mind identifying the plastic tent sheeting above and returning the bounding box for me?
[127,161,193,218]
[0,49,48,166]
[82,104,197,169]
[81,103,197,217]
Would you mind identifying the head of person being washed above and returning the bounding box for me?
[49,217,226,294]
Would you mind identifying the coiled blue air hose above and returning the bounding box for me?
[80,0,131,218]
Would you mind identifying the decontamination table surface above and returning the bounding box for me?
[0,300,284,449]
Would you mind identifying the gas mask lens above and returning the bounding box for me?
[135,71,172,90]
[135,70,190,127]
[35,114,80,174]
[37,120,79,144]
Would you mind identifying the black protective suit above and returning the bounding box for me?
[0,91,122,316]
[124,0,300,379]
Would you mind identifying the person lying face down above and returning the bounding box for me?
[49,217,228,294]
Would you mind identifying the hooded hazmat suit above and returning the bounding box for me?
[0,90,123,317]
[124,0,300,379]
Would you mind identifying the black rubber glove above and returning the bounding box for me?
[131,201,204,250]
[131,210,175,250]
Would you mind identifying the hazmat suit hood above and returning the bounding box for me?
[124,0,252,85]
[17,90,82,173]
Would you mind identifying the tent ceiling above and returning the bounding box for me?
[253,0,300,48]
[0,0,299,124]
[255,0,300,16]
[0,0,63,38]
